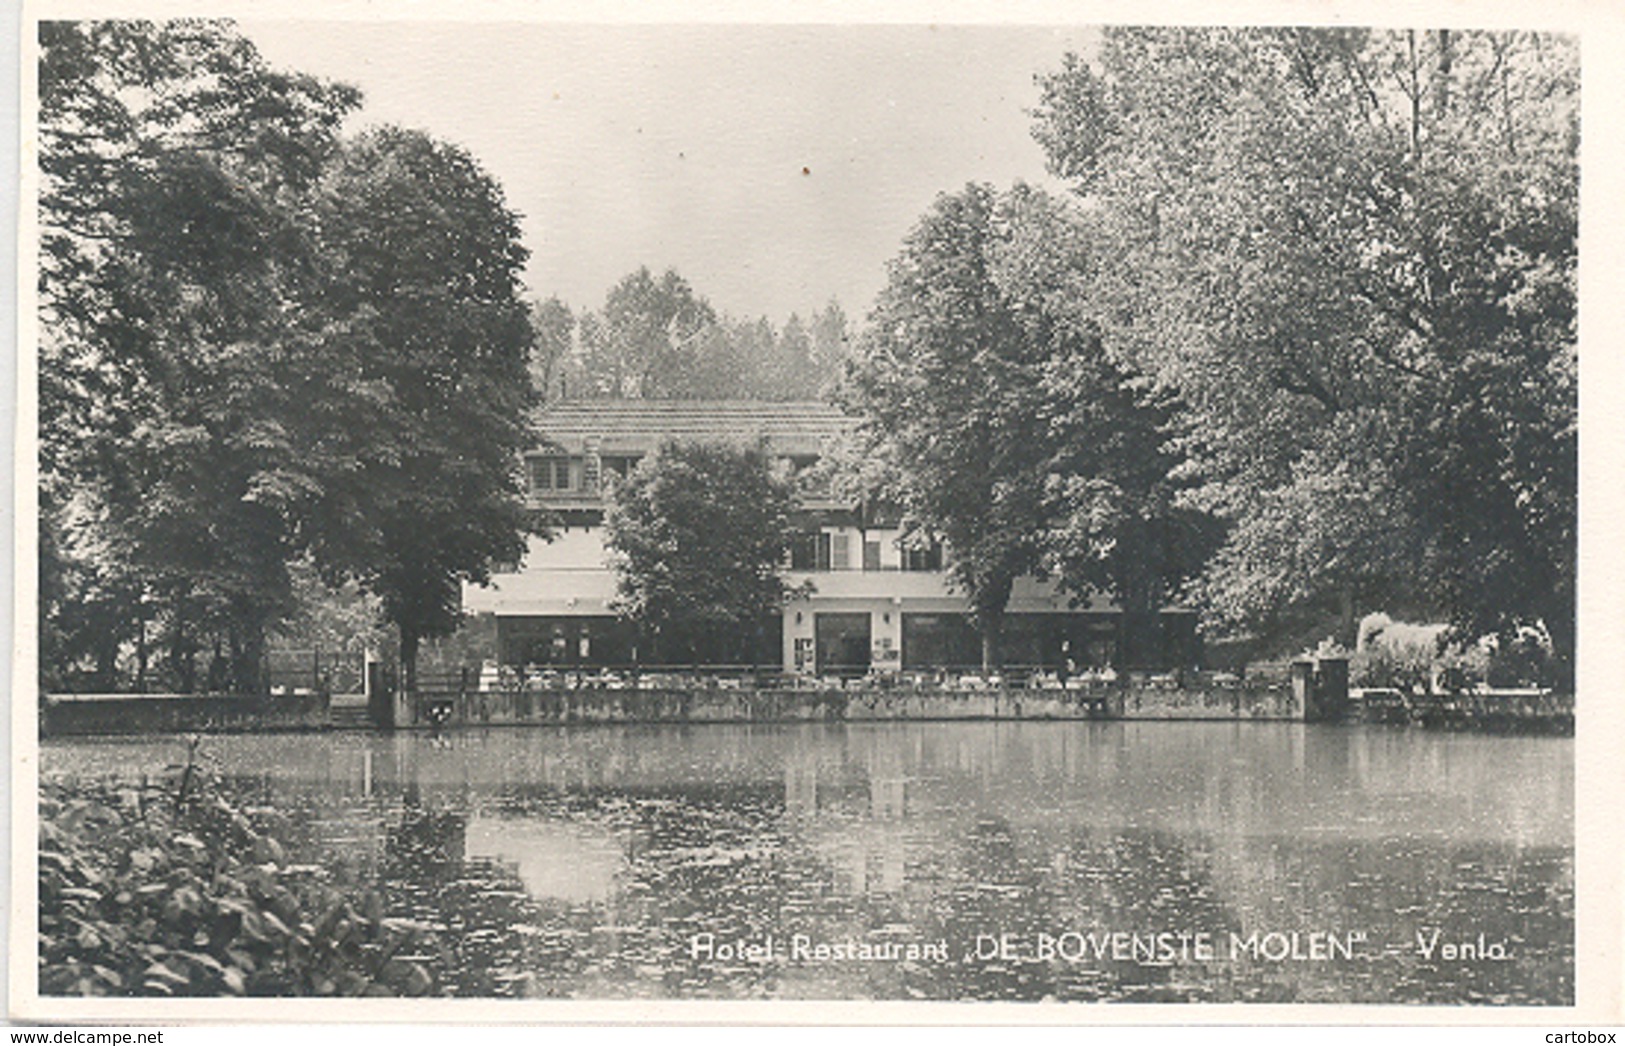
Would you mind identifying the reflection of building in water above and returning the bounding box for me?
[785,755,820,817]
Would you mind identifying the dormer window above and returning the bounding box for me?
[529,456,579,493]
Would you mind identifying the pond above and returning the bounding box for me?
[41,721,1573,1004]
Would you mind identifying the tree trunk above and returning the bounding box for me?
[979,607,1004,675]
[134,609,147,693]
[972,574,1014,675]
[170,611,197,694]
[1545,609,1575,694]
[95,631,118,692]
[401,628,420,696]
[231,620,268,695]
[1337,586,1357,652]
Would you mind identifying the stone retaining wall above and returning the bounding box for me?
[51,682,1568,735]
[409,681,1302,727]
[41,693,331,736]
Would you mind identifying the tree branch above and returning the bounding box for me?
[1273,364,1342,413]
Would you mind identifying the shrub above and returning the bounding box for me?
[38,743,444,997]
[1352,616,1444,693]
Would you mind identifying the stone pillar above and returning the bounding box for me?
[1314,656,1350,722]
[1299,656,1351,723]
[583,436,602,494]
[1291,659,1315,720]
[366,661,398,730]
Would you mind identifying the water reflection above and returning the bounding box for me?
[43,722,1572,1003]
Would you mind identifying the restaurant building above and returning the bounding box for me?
[462,400,1199,676]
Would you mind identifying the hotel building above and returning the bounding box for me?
[462,400,1199,677]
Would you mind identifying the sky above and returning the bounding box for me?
[239,21,1098,325]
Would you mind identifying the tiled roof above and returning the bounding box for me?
[531,399,852,457]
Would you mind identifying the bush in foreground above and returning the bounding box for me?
[38,748,442,997]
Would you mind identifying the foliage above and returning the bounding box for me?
[38,20,363,694]
[846,182,1207,668]
[270,555,393,658]
[1351,614,1448,693]
[529,296,578,402]
[38,748,443,997]
[292,126,543,690]
[563,267,849,401]
[1031,29,1577,679]
[38,24,549,695]
[576,267,720,398]
[603,440,806,662]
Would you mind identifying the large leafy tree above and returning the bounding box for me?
[565,268,851,402]
[310,127,541,691]
[577,267,720,398]
[849,182,1200,670]
[1033,29,1577,677]
[37,19,360,691]
[603,440,803,665]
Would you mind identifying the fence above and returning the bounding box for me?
[266,649,364,696]
[411,662,1227,694]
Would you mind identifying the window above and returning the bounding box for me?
[863,540,881,572]
[902,541,943,572]
[790,531,852,571]
[529,457,577,494]
[830,533,851,570]
[790,532,818,570]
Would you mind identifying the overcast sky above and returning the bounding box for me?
[239,21,1097,326]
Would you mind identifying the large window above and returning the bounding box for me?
[788,531,853,571]
[529,456,578,494]
[901,613,980,670]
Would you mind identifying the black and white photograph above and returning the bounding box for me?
[12,0,1621,1025]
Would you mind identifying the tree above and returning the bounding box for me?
[566,267,852,401]
[770,313,817,392]
[849,182,1200,670]
[809,300,852,398]
[528,296,578,402]
[577,267,721,398]
[1032,29,1577,678]
[309,127,541,692]
[603,440,804,665]
[37,19,360,692]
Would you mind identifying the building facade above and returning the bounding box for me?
[462,400,1199,676]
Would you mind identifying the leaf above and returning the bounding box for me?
[143,961,189,988]
[178,950,226,975]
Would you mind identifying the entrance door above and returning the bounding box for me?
[815,613,871,677]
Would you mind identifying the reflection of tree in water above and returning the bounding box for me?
[911,823,1243,1002]
[380,789,561,998]
[357,784,1572,1004]
[235,734,1571,1004]
[601,783,797,998]
[1197,833,1572,1005]
[384,786,466,883]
